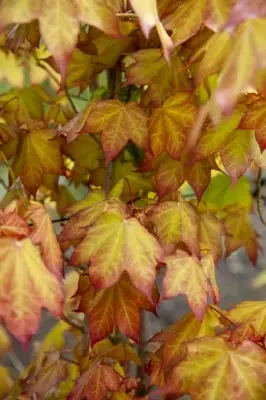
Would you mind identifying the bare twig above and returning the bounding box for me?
[257,168,266,226]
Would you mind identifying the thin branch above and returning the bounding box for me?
[65,86,78,114]
[6,352,24,372]
[0,151,28,208]
[62,313,86,334]
[257,167,266,226]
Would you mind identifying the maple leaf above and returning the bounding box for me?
[223,206,261,265]
[148,92,197,160]
[126,49,191,106]
[220,129,253,182]
[26,202,63,278]
[155,155,184,198]
[164,0,206,46]
[196,32,231,84]
[225,0,266,30]
[162,249,209,320]
[92,338,142,365]
[214,19,266,113]
[68,362,121,400]
[0,203,29,239]
[84,100,149,164]
[0,238,63,343]
[69,205,162,299]
[0,50,24,89]
[149,307,222,371]
[240,98,266,151]
[12,129,62,193]
[199,212,224,263]
[130,0,173,60]
[169,337,266,400]
[192,108,244,162]
[23,352,68,398]
[206,0,235,30]
[75,272,156,345]
[150,199,200,256]
[38,0,80,78]
[226,301,266,336]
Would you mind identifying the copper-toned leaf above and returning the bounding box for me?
[0,205,29,239]
[240,98,266,151]
[76,272,156,345]
[68,362,121,400]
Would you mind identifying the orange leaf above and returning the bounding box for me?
[26,202,63,278]
[163,249,209,320]
[84,100,149,164]
[68,362,121,400]
[0,238,63,343]
[148,92,197,160]
[76,272,156,345]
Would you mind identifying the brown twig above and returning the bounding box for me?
[257,167,266,226]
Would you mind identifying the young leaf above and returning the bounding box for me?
[26,202,63,278]
[0,238,63,343]
[162,249,209,320]
[84,100,149,164]
[75,272,156,345]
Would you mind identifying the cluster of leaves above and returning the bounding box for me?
[0,0,266,398]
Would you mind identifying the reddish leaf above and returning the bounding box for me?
[75,272,156,345]
[0,205,29,239]
[68,362,121,400]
